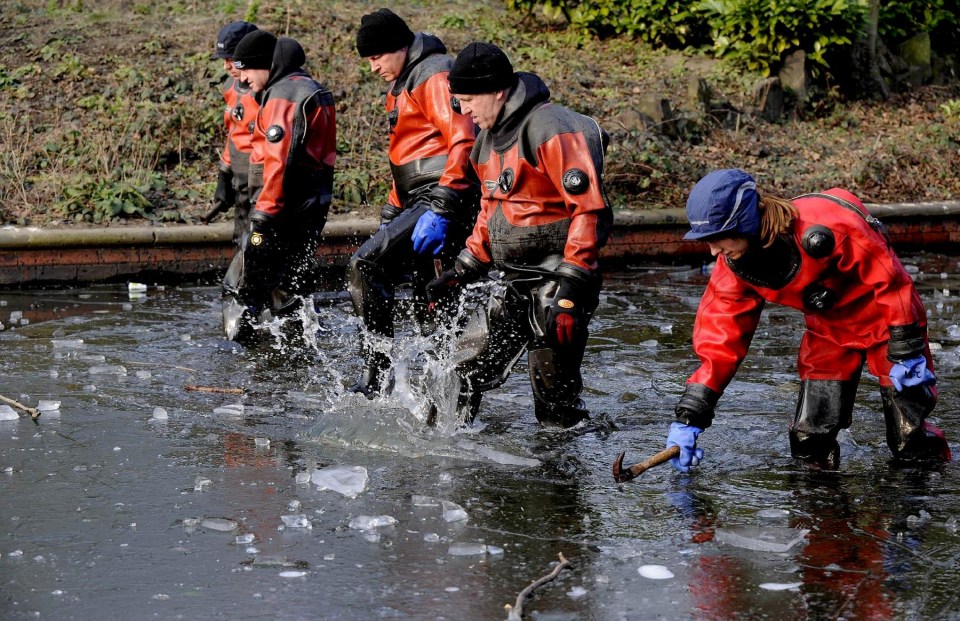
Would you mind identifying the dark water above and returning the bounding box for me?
[1,254,959,620]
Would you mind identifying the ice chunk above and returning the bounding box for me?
[287,500,301,512]
[638,565,674,580]
[278,570,307,578]
[447,542,489,556]
[411,495,440,507]
[136,370,152,379]
[423,533,440,543]
[441,501,468,523]
[37,400,60,412]
[906,510,932,528]
[280,514,312,529]
[194,477,212,492]
[151,407,168,421]
[213,403,244,416]
[348,515,397,531]
[88,365,127,376]
[363,532,380,543]
[311,465,368,498]
[52,339,84,348]
[128,283,147,294]
[9,310,22,321]
[457,440,540,467]
[0,405,18,421]
[756,509,790,520]
[759,582,802,591]
[714,526,809,553]
[201,517,238,532]
[236,533,255,545]
[254,437,270,448]
[294,472,310,485]
[567,586,588,598]
[945,516,958,533]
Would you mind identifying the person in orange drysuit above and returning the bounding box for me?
[221,30,336,342]
[346,9,480,396]
[202,21,259,245]
[664,169,950,471]
[428,42,613,427]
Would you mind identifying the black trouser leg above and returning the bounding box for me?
[789,379,858,469]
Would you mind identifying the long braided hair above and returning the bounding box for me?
[756,194,798,248]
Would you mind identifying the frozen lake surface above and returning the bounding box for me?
[1,254,960,620]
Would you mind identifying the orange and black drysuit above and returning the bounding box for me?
[450,72,613,427]
[223,38,336,338]
[215,76,259,242]
[678,189,945,465]
[346,33,479,387]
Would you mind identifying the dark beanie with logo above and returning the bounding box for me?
[212,21,258,60]
[448,42,516,94]
[232,30,277,71]
[355,8,415,57]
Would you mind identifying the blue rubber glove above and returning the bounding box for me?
[411,210,448,255]
[666,422,704,473]
[889,355,936,392]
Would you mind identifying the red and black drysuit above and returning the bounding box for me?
[223,38,336,339]
[346,33,480,386]
[677,189,945,465]
[449,72,613,427]
[214,76,259,242]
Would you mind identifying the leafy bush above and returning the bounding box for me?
[879,0,960,47]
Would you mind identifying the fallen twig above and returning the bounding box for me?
[185,385,244,395]
[505,552,570,621]
[0,393,41,420]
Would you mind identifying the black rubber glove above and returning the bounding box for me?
[545,277,589,347]
[379,204,401,230]
[426,253,487,309]
[202,168,235,223]
[674,383,721,430]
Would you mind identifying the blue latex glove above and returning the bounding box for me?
[666,422,704,473]
[411,210,448,255]
[889,355,936,392]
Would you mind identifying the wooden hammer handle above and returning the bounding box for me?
[628,445,680,477]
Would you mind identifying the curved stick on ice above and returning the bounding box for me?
[505,552,570,621]
[185,385,244,395]
[612,445,680,483]
[0,393,41,420]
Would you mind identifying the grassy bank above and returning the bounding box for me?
[2,0,959,227]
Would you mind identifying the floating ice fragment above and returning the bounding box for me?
[0,405,18,421]
[349,515,397,531]
[441,501,468,523]
[278,570,307,578]
[201,517,238,532]
[456,440,541,467]
[906,510,932,528]
[213,403,244,416]
[945,516,958,533]
[122,303,133,311]
[759,582,802,591]
[254,437,269,448]
[151,407,168,420]
[486,545,504,555]
[152,594,170,600]
[311,465,368,498]
[659,324,673,334]
[756,509,790,519]
[37,400,60,412]
[287,500,301,512]
[363,532,380,543]
[9,310,22,321]
[411,494,440,507]
[180,334,191,342]
[236,534,255,545]
[447,542,488,556]
[49,369,58,378]
[128,283,147,294]
[52,339,84,348]
[567,586,588,598]
[194,477,212,492]
[136,370,152,379]
[88,364,127,376]
[280,514,312,529]
[423,532,440,543]
[294,472,310,485]
[714,526,809,553]
[638,565,674,580]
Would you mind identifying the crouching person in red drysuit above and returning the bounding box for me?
[665,169,950,471]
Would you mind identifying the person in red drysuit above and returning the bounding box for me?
[202,21,259,244]
[427,42,613,427]
[346,9,480,397]
[221,30,336,342]
[665,169,950,470]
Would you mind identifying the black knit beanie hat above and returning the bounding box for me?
[232,30,277,70]
[448,42,516,94]
[355,8,415,57]
[212,21,258,59]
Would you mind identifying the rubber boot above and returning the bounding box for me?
[880,386,950,463]
[455,391,483,425]
[349,349,391,399]
[789,379,857,470]
[534,398,590,429]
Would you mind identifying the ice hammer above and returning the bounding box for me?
[612,445,680,483]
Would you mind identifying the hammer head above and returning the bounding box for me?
[612,451,637,483]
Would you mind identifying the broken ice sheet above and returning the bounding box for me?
[348,515,397,531]
[759,582,802,591]
[0,405,18,421]
[411,495,439,507]
[311,465,368,498]
[37,400,60,412]
[447,542,503,557]
[280,514,312,529]
[638,565,674,580]
[441,501,468,523]
[714,526,809,553]
[200,517,238,532]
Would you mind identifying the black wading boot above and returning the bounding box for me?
[789,379,857,470]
